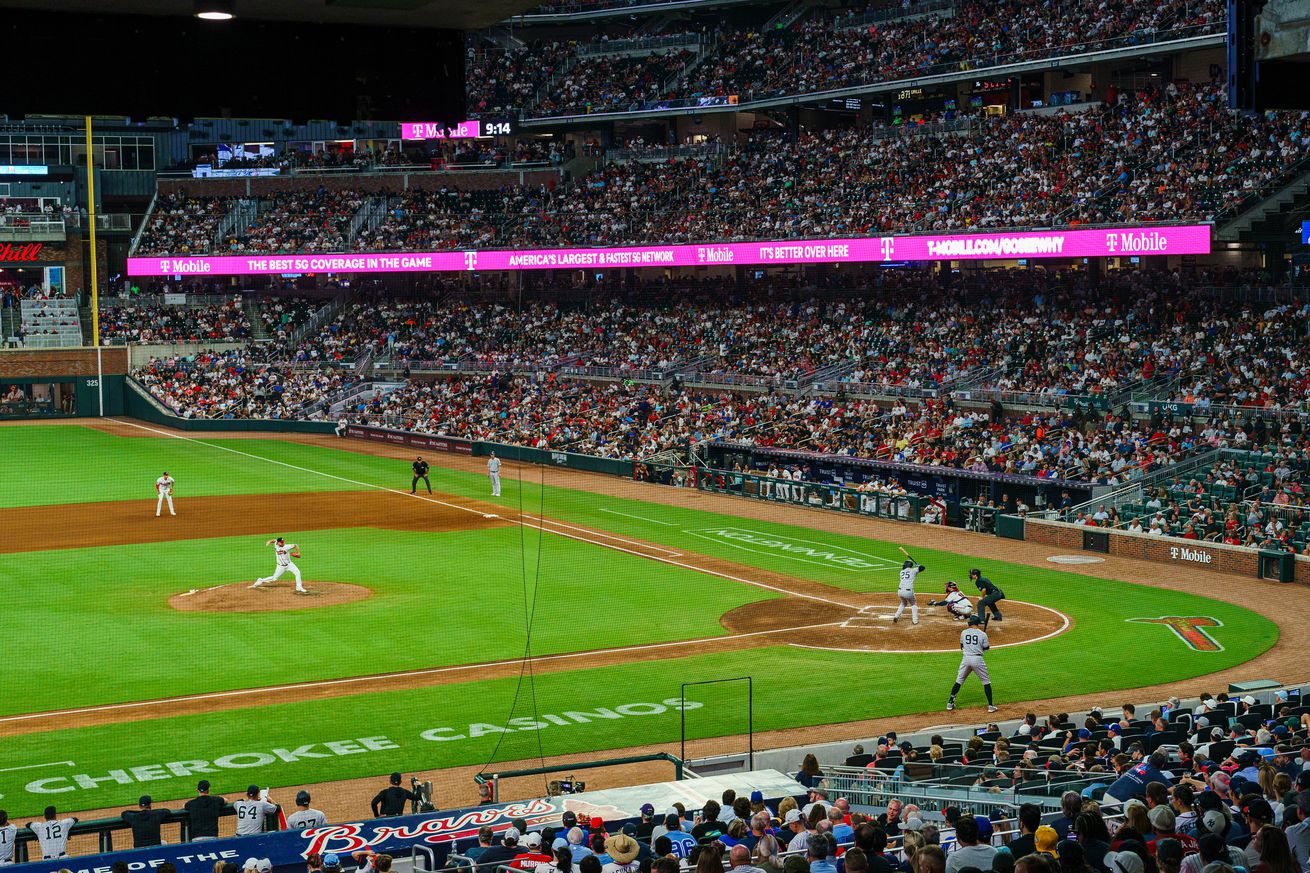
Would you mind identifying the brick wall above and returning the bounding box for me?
[0,347,128,378]
[1025,518,1310,585]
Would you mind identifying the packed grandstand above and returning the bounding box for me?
[5,0,1310,870]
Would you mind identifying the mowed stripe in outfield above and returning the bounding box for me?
[0,491,508,554]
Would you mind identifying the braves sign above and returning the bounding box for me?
[1126,616,1225,651]
[8,771,806,873]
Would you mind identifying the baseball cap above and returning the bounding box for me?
[1200,810,1228,836]
[525,832,542,848]
[903,815,924,832]
[783,809,802,824]
[1107,851,1144,873]
[1197,834,1227,863]
[1034,826,1057,853]
[503,827,522,844]
[243,860,259,871]
[1076,728,1091,740]
[296,790,311,806]
[1242,798,1274,823]
[139,795,152,806]
[197,780,211,792]
[323,855,341,869]
[1241,695,1256,705]
[749,791,764,804]
[257,860,273,873]
[390,772,403,784]
[562,811,578,826]
[640,803,655,816]
[1148,806,1176,832]
[247,784,261,797]
[590,817,604,831]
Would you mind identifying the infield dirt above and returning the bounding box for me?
[10,419,1309,823]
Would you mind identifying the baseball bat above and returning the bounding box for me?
[898,546,913,561]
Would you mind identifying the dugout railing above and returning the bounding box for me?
[6,805,262,865]
[643,462,957,526]
[817,764,1110,814]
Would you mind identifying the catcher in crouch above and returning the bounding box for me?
[928,580,973,620]
[251,536,306,594]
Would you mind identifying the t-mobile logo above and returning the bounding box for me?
[463,251,478,271]
[879,237,895,260]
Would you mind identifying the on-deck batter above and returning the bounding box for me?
[947,615,997,713]
[251,536,305,594]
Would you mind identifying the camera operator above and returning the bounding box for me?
[371,772,418,818]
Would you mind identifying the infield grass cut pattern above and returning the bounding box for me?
[0,424,1278,816]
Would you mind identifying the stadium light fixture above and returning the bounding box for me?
[194,0,235,20]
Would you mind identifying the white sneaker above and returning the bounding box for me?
[988,705,998,713]
[946,701,955,711]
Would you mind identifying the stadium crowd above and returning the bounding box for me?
[13,690,1310,872]
[464,0,1225,117]
[135,350,349,419]
[99,298,252,345]
[134,84,1310,258]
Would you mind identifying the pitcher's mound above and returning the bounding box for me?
[169,581,372,613]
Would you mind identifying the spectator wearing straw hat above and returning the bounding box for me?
[601,834,641,873]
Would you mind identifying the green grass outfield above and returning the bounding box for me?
[0,424,1280,816]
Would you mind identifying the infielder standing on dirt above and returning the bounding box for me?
[947,615,997,713]
[155,471,176,517]
[892,555,925,625]
[251,536,306,594]
[488,451,501,497]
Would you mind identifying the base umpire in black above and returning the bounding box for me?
[970,568,1006,627]
[411,456,432,494]
[372,772,418,817]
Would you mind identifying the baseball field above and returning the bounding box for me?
[0,419,1290,819]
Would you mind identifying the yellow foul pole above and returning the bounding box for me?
[85,115,100,347]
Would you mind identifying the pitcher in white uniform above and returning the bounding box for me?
[252,536,305,593]
[155,471,176,517]
[488,451,501,497]
[947,615,996,713]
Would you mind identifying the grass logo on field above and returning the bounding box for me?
[686,526,896,571]
[1126,615,1224,652]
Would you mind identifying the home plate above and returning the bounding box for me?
[1047,554,1105,564]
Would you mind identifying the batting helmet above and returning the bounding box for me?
[967,614,984,626]
[945,580,959,592]
[902,559,915,570]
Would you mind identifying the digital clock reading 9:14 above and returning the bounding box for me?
[483,119,515,136]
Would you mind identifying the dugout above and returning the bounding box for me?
[705,441,1095,511]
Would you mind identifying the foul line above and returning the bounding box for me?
[599,508,677,526]
[0,761,74,773]
[0,620,846,725]
[107,419,856,609]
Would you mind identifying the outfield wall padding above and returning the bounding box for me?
[1024,517,1310,585]
[475,441,634,478]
